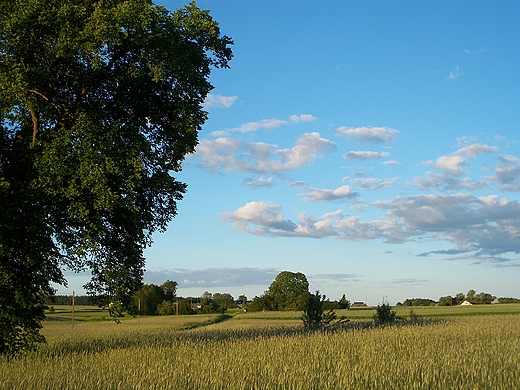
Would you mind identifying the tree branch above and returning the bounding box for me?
[30,109,38,143]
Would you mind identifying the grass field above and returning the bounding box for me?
[1,305,519,389]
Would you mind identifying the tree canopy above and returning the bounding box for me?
[249,271,310,311]
[0,0,232,356]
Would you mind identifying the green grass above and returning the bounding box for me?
[45,305,113,322]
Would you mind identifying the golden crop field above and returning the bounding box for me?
[1,306,519,389]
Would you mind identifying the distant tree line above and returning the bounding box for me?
[398,298,437,307]
[396,289,519,307]
[47,295,95,306]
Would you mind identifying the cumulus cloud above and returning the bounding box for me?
[221,201,344,238]
[334,126,399,144]
[435,155,466,175]
[203,94,238,109]
[222,194,520,258]
[300,185,359,202]
[221,201,297,235]
[415,142,501,190]
[456,143,499,157]
[194,132,336,174]
[491,154,520,191]
[343,151,390,160]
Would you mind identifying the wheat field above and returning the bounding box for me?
[1,311,519,389]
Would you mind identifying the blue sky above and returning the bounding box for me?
[59,1,520,305]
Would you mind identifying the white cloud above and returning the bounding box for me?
[203,94,238,109]
[221,201,344,238]
[456,143,499,157]
[221,201,297,235]
[381,160,402,167]
[222,194,520,258]
[446,65,461,80]
[435,155,466,175]
[343,151,390,160]
[194,133,335,174]
[350,177,398,191]
[212,118,289,136]
[334,126,399,144]
[415,142,501,190]
[211,114,317,137]
[300,185,358,202]
[241,177,274,188]
[290,114,318,123]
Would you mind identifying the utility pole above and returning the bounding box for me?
[72,291,75,329]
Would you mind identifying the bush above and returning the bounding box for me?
[373,303,396,325]
[301,291,337,328]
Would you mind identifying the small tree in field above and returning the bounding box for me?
[338,294,351,309]
[373,303,396,325]
[301,291,338,328]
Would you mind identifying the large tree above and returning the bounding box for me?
[267,271,310,311]
[0,0,232,356]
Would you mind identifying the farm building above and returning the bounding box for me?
[460,300,473,306]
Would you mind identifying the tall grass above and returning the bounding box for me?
[1,315,519,389]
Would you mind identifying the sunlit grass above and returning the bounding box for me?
[1,313,519,389]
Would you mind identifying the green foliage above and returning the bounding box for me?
[134,284,165,315]
[47,295,95,306]
[177,299,195,315]
[213,293,235,310]
[267,271,310,311]
[439,290,494,306]
[301,291,338,327]
[157,301,176,316]
[338,294,351,310]
[249,295,275,312]
[160,280,178,302]
[402,298,437,306]
[196,291,232,314]
[455,293,465,304]
[0,0,232,355]
[373,303,396,325]
[499,297,520,303]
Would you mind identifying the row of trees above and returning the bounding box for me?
[128,271,351,318]
[396,289,508,307]
[248,271,351,312]
[133,283,238,315]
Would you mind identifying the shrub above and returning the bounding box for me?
[373,303,396,325]
[301,291,337,327]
